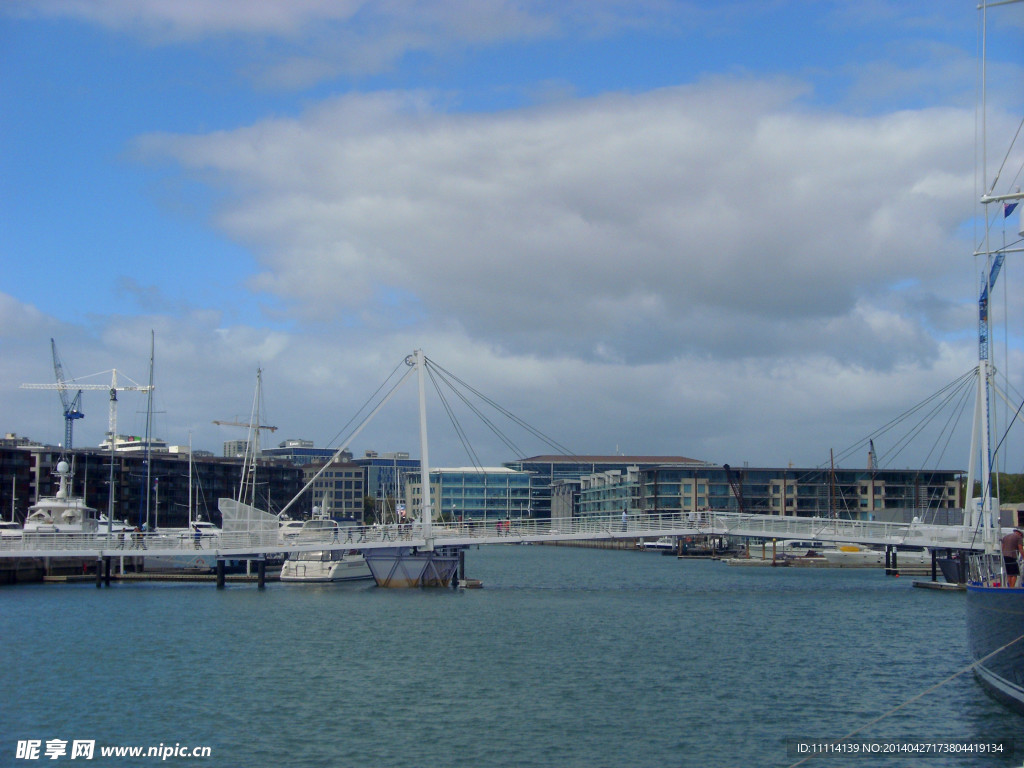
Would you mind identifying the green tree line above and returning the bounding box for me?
[973,473,1024,504]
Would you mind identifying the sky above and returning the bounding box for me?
[2,0,1023,472]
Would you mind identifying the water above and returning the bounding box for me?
[3,545,1023,767]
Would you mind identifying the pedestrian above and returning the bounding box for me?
[621,508,628,532]
[194,526,202,549]
[1001,527,1024,588]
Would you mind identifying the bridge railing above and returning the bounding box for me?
[0,510,981,555]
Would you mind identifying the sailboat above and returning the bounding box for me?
[963,0,1024,714]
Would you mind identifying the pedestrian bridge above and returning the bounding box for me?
[0,510,988,561]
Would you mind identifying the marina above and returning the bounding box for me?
[4,6,1024,767]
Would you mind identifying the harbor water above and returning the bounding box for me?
[3,545,1023,767]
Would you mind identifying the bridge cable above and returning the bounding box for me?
[324,358,407,450]
[426,362,530,459]
[425,359,578,457]
[426,365,483,471]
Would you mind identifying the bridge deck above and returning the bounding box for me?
[0,511,985,560]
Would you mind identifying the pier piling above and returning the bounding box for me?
[216,560,225,589]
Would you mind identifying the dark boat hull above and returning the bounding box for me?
[966,584,1024,714]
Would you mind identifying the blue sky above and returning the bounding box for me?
[2,0,1023,471]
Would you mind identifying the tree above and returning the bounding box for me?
[972,474,1024,505]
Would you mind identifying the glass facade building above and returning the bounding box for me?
[504,455,705,518]
[406,467,532,522]
[573,464,963,523]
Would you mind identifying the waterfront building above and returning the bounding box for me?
[0,443,307,529]
[354,451,420,520]
[572,464,963,524]
[1,433,43,449]
[98,434,169,453]
[303,458,366,520]
[222,439,250,459]
[406,467,532,523]
[578,467,642,517]
[504,455,706,519]
[262,439,341,466]
[550,479,581,531]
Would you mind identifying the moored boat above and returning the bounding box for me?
[962,0,1024,715]
[967,555,1024,713]
[639,536,674,551]
[279,513,373,582]
[21,459,124,534]
[280,547,373,583]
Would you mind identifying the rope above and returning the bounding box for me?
[324,358,406,449]
[787,632,1024,767]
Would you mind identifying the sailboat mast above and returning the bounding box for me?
[188,432,194,529]
[972,0,1024,549]
[252,368,263,508]
[145,330,155,527]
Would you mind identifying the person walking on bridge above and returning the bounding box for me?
[1001,528,1024,588]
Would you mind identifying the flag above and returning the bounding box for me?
[1006,201,1019,218]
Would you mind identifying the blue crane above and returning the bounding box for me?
[50,338,84,449]
[978,252,1004,364]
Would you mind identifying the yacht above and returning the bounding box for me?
[639,536,675,551]
[22,460,106,534]
[278,518,305,542]
[821,544,931,568]
[279,515,372,583]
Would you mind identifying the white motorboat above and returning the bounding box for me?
[278,518,305,542]
[639,536,675,551]
[280,548,373,582]
[821,544,932,568]
[279,514,372,582]
[0,520,23,540]
[747,539,832,559]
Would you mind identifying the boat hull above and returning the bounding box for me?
[966,585,1024,714]
[363,546,461,588]
[280,553,373,583]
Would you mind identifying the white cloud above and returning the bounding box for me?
[5,0,661,85]
[137,78,989,370]
[6,0,1022,470]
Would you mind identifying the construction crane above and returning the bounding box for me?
[212,419,278,432]
[722,464,745,515]
[48,338,85,449]
[22,368,153,449]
